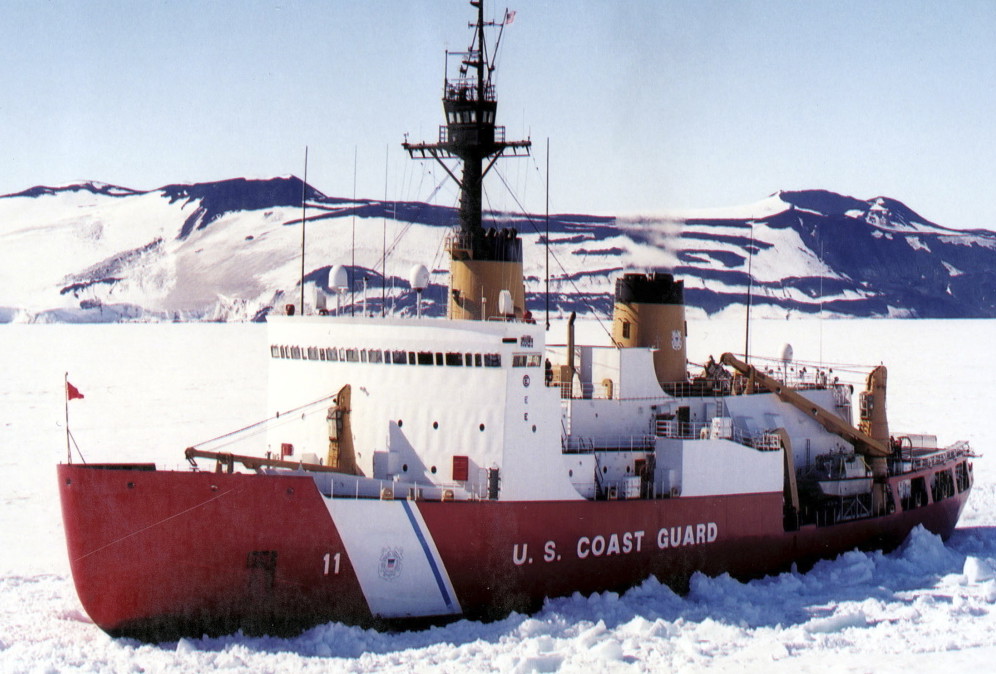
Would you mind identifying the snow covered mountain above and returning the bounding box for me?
[2,177,994,322]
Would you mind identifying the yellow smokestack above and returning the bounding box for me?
[611,272,687,384]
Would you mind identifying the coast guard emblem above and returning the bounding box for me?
[379,547,404,580]
[671,329,683,351]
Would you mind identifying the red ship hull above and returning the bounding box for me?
[58,461,970,641]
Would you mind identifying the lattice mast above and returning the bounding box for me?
[404,1,531,320]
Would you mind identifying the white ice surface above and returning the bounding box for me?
[1,319,995,673]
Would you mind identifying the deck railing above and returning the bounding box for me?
[562,422,782,454]
[909,443,973,470]
[562,435,655,453]
[649,419,782,451]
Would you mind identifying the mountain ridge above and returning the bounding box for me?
[1,177,994,323]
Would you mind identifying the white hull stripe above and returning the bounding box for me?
[324,497,462,618]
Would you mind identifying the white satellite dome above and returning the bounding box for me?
[409,264,430,292]
[330,265,349,292]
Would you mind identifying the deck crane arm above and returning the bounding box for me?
[719,352,891,459]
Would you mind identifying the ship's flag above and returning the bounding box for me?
[67,381,84,401]
[505,10,516,25]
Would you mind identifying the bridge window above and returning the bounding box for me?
[513,354,542,367]
[273,345,509,371]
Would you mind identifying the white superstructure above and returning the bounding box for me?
[262,306,882,517]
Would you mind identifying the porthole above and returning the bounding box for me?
[397,419,403,428]
[568,469,573,478]
[479,423,485,431]
[431,466,437,474]
[433,421,439,430]
[532,425,537,433]
[602,466,608,474]
[403,463,408,472]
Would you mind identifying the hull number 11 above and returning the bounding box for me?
[323,552,341,575]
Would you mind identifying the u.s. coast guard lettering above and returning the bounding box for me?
[577,530,645,558]
[657,522,718,548]
[511,522,719,564]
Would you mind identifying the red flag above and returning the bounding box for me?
[505,9,516,25]
[67,381,84,401]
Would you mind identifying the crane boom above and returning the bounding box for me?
[720,352,891,458]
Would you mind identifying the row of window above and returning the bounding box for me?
[270,345,542,369]
[446,109,495,125]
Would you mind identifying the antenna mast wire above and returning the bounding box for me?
[545,137,550,331]
[351,146,357,315]
[300,146,308,316]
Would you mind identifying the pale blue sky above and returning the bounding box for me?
[1,1,994,229]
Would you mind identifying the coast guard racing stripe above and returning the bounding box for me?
[323,497,461,619]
